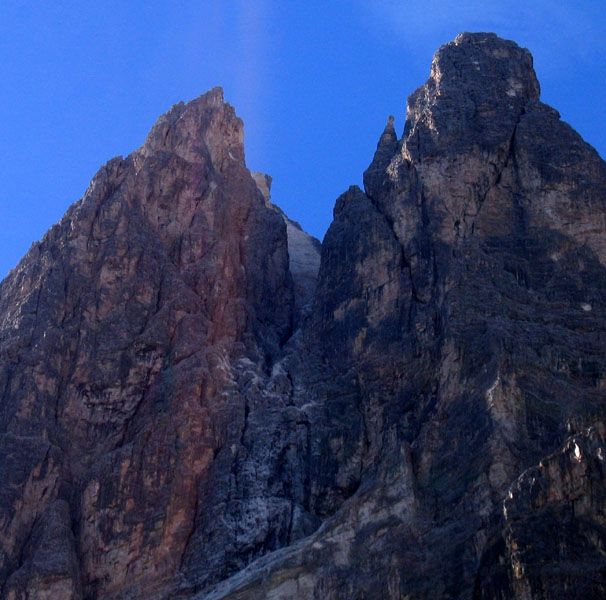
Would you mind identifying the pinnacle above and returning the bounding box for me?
[402,31,540,159]
[433,31,540,102]
[381,115,397,142]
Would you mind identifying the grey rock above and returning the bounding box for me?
[3,500,82,600]
[0,32,605,600]
[252,172,322,316]
[189,32,606,600]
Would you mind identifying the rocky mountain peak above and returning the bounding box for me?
[0,86,296,599]
[138,87,245,169]
[0,32,605,600]
[403,32,540,161]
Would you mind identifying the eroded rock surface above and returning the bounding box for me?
[0,88,310,599]
[0,32,605,600]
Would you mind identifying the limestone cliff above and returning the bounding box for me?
[0,33,605,600]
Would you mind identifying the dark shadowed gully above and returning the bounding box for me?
[0,33,605,600]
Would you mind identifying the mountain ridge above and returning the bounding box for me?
[1,32,606,600]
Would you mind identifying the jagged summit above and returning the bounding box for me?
[0,85,299,599]
[139,87,246,168]
[365,32,540,201]
[404,32,540,158]
[0,33,605,600]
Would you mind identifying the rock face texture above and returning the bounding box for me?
[251,172,322,316]
[0,88,300,600]
[0,32,605,600]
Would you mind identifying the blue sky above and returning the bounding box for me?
[1,1,605,279]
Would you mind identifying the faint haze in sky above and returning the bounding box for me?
[1,1,605,279]
[368,0,596,38]
[366,1,601,66]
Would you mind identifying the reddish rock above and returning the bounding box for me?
[0,88,296,599]
[1,33,606,600]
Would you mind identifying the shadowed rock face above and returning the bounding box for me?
[251,172,322,317]
[1,32,606,600]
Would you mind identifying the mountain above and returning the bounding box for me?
[0,32,605,600]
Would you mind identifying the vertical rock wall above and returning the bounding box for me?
[0,88,303,599]
[0,32,605,600]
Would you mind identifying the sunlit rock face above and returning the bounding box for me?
[0,88,306,600]
[1,33,606,600]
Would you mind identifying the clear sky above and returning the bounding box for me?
[1,1,605,279]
